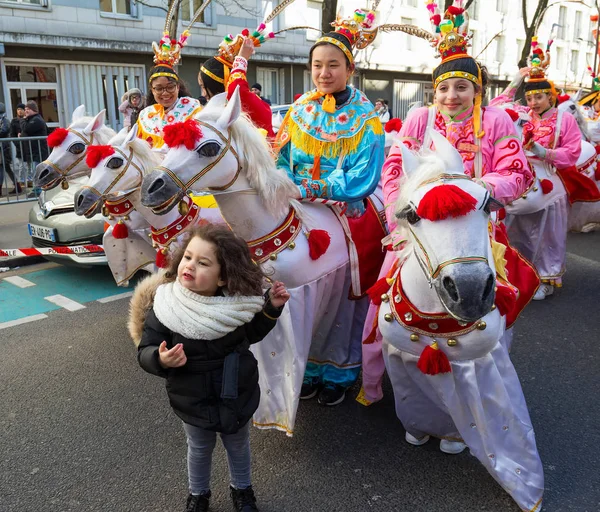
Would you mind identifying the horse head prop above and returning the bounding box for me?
[34,106,116,191]
[141,88,294,220]
[394,130,501,322]
[74,125,160,218]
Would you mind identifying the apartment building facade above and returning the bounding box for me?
[0,0,596,129]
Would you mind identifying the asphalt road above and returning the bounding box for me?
[1,232,599,512]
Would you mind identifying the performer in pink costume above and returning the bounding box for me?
[493,39,581,300]
[360,22,533,405]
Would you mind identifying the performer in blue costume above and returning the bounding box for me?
[275,9,385,405]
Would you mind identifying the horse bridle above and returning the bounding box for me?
[409,174,490,286]
[151,120,243,212]
[79,147,144,217]
[40,129,95,189]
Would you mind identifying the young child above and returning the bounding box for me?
[129,224,290,512]
[119,88,145,130]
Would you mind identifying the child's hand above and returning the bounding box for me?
[269,281,290,308]
[239,37,255,60]
[158,341,187,368]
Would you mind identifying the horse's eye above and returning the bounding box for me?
[483,196,504,215]
[106,157,123,169]
[396,205,421,225]
[197,141,221,158]
[69,143,85,155]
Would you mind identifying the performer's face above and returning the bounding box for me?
[311,45,353,95]
[526,92,552,114]
[435,78,475,115]
[151,77,179,108]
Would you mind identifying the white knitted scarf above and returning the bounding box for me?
[153,279,265,340]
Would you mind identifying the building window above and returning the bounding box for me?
[558,7,567,39]
[574,11,582,40]
[496,0,507,13]
[467,1,479,20]
[1,0,45,4]
[262,1,281,32]
[181,0,213,26]
[400,17,414,51]
[496,36,505,62]
[257,67,279,104]
[402,0,418,6]
[571,49,579,75]
[100,0,136,16]
[516,39,525,61]
[470,30,479,56]
[556,46,565,71]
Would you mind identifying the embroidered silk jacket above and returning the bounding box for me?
[137,97,202,149]
[382,106,533,231]
[276,86,384,203]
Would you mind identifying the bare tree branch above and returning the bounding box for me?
[132,0,169,13]
[444,0,474,9]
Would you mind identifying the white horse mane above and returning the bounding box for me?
[70,116,116,145]
[196,100,297,218]
[558,96,591,141]
[105,129,162,171]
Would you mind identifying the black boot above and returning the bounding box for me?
[186,491,210,512]
[317,384,346,406]
[230,485,259,511]
[300,377,320,400]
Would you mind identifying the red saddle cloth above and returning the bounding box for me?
[556,166,600,204]
[495,223,540,328]
[346,198,388,299]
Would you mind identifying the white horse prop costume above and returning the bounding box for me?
[34,106,116,191]
[140,90,382,435]
[73,127,223,285]
[377,131,544,512]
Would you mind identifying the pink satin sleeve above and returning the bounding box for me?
[546,112,582,168]
[480,108,533,205]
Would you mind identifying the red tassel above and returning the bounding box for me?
[48,128,69,148]
[163,119,203,150]
[156,248,168,268]
[447,5,464,15]
[595,167,600,181]
[495,285,516,317]
[86,145,115,169]
[497,208,506,221]
[417,342,451,375]
[306,229,331,260]
[430,14,441,26]
[557,93,571,104]
[504,108,519,122]
[540,179,554,194]
[384,118,402,133]
[112,220,128,239]
[417,184,477,222]
[367,277,391,306]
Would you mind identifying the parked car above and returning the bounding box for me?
[28,177,107,266]
[271,104,291,133]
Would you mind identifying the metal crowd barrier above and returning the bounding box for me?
[0,135,49,204]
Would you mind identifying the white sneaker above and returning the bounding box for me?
[440,439,467,454]
[405,432,430,446]
[533,284,553,301]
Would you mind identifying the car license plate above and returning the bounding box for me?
[28,223,57,242]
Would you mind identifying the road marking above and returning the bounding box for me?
[97,291,133,303]
[44,294,86,312]
[3,276,36,288]
[0,314,48,330]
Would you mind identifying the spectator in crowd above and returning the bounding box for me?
[251,83,272,106]
[21,100,49,197]
[119,88,145,130]
[9,103,26,194]
[375,98,390,125]
[0,102,17,196]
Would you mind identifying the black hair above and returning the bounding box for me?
[146,65,193,106]
[199,57,228,99]
[308,32,353,69]
[433,57,489,98]
[523,79,553,94]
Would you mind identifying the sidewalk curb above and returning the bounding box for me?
[1,256,46,269]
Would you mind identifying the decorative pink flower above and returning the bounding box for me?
[337,113,350,124]
[181,98,190,105]
[167,115,175,123]
[305,105,315,114]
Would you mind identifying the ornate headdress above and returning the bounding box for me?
[200,0,304,87]
[578,65,600,106]
[523,36,556,97]
[149,0,212,82]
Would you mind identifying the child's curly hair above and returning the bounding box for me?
[164,223,268,296]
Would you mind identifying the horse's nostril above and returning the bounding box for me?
[76,193,84,207]
[443,276,459,302]
[148,178,165,195]
[483,274,494,302]
[39,168,49,180]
